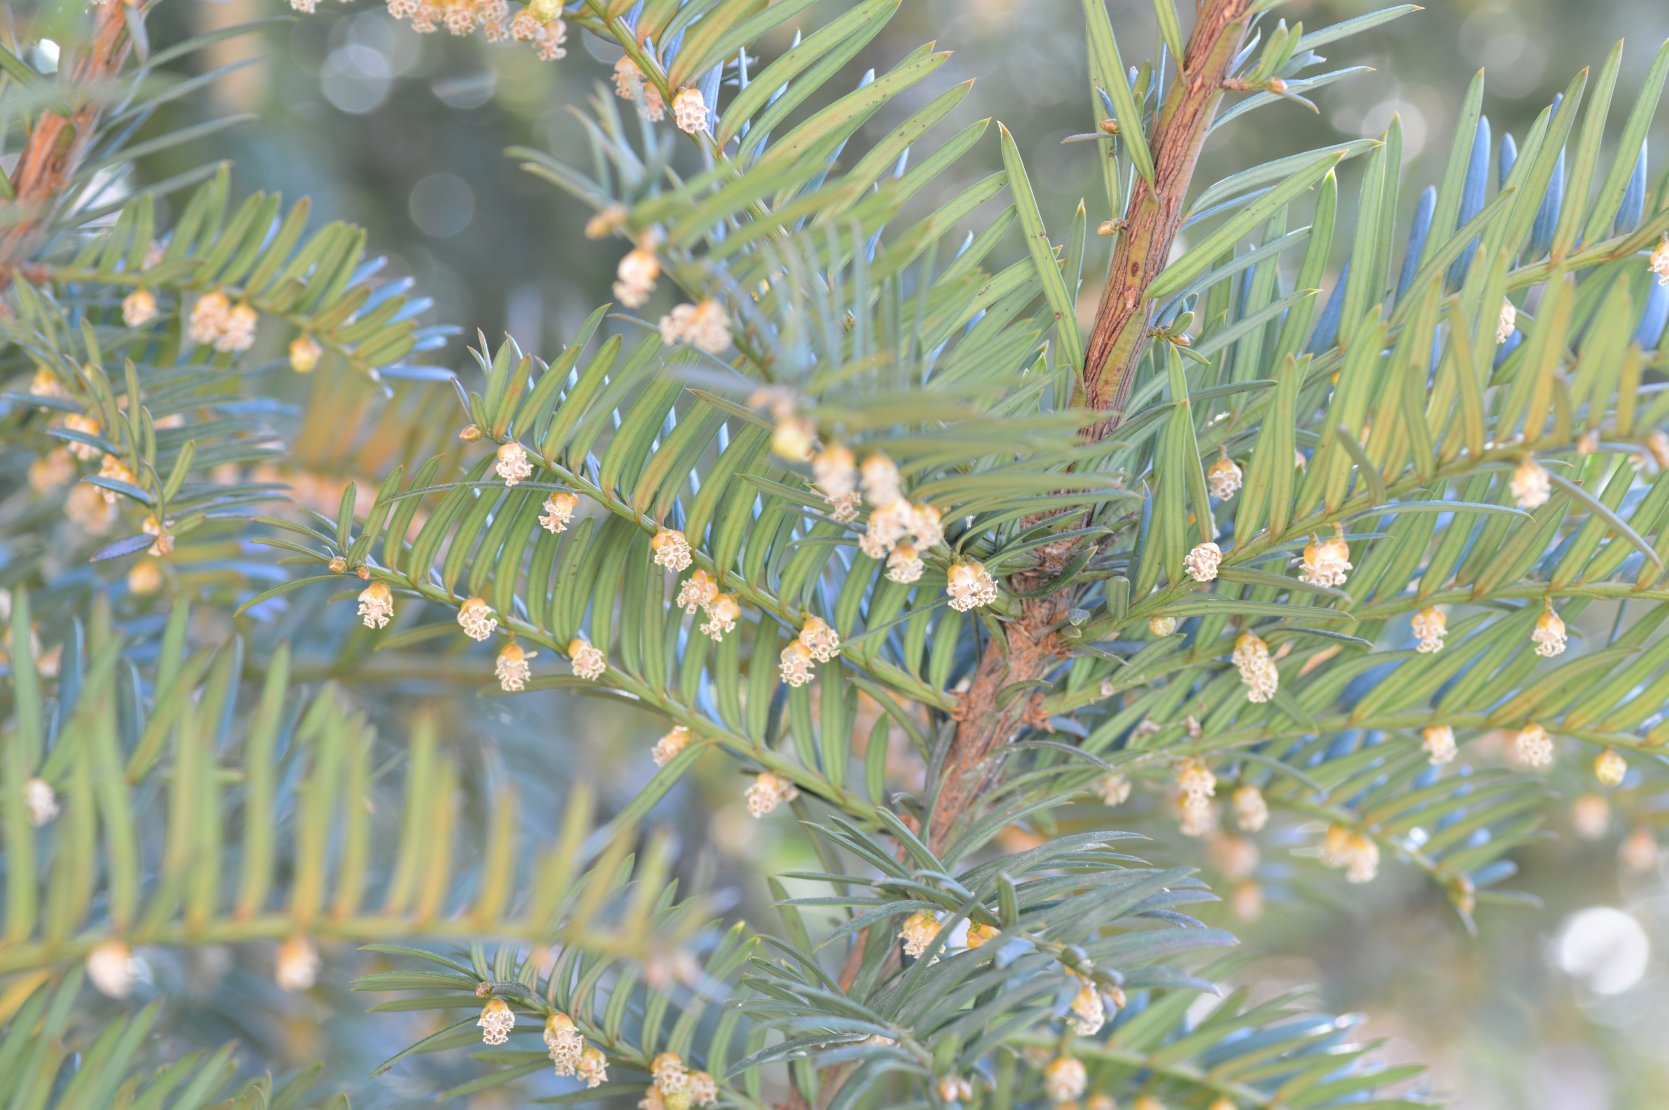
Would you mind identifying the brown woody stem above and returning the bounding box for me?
[1080,0,1255,434]
[0,1,138,293]
[926,0,1255,855]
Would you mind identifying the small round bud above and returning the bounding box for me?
[1651,236,1669,286]
[1621,827,1659,873]
[122,288,158,327]
[276,936,320,991]
[1571,793,1611,839]
[945,561,999,611]
[1095,772,1131,805]
[778,639,816,686]
[540,491,579,533]
[496,642,538,691]
[672,86,709,134]
[477,997,515,1045]
[1532,607,1567,657]
[495,441,534,486]
[797,615,841,662]
[127,559,164,595]
[1183,541,1222,583]
[289,335,323,373]
[1042,1055,1087,1102]
[87,941,138,998]
[652,725,691,766]
[357,581,394,629]
[1206,454,1243,500]
[24,778,59,827]
[457,597,498,641]
[1595,749,1627,788]
[1298,528,1352,587]
[586,203,627,240]
[650,528,694,572]
[1515,722,1554,769]
[568,637,607,681]
[1494,298,1517,344]
[1421,724,1457,765]
[771,417,816,462]
[745,771,798,817]
[692,593,737,644]
[899,910,939,958]
[1511,458,1551,510]
[1412,606,1447,653]
[614,246,661,308]
[575,1044,609,1088]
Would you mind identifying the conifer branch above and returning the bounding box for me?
[10,0,1666,1101]
[0,0,139,292]
[1079,0,1256,432]
[929,0,1256,853]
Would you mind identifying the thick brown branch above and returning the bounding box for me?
[1080,0,1255,435]
[927,591,1071,854]
[0,1,137,293]
[926,0,1255,855]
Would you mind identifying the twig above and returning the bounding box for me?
[927,0,1256,854]
[1079,0,1255,438]
[0,0,138,293]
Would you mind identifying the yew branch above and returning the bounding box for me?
[926,0,1256,854]
[0,1,137,292]
[1080,0,1256,436]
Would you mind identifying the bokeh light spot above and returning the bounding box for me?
[1555,906,1650,995]
[432,70,498,109]
[409,173,475,238]
[320,43,392,115]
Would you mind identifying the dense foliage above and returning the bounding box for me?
[4,0,1669,1106]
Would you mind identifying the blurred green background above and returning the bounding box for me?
[81,0,1669,1105]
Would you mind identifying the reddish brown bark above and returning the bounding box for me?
[0,1,138,292]
[926,0,1256,854]
[1080,0,1256,434]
